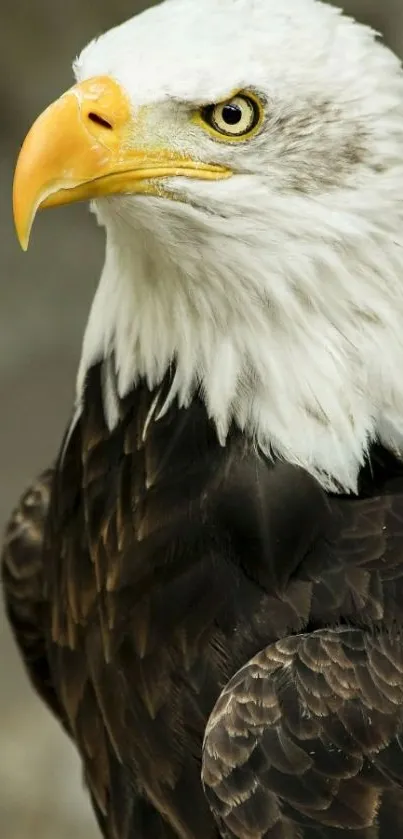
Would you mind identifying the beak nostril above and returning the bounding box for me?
[87,112,113,129]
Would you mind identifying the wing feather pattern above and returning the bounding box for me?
[202,467,403,839]
[1,468,68,725]
[202,630,403,838]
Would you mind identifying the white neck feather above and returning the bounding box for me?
[77,172,403,492]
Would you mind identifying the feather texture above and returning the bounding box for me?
[1,468,70,728]
[203,629,403,838]
[4,364,403,837]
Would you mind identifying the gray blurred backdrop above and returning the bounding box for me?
[0,2,402,838]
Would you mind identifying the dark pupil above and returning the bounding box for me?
[221,103,243,125]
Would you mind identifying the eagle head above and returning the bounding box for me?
[13,0,403,491]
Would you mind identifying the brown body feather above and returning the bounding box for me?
[3,362,403,838]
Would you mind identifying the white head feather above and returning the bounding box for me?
[73,0,403,492]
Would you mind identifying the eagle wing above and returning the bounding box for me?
[1,455,180,839]
[202,485,403,839]
[1,468,68,726]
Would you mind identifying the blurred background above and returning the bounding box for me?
[0,1,402,838]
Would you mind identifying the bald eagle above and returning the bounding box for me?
[4,0,403,836]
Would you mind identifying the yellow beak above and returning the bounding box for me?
[13,75,231,250]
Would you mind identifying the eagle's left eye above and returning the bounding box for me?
[199,94,262,140]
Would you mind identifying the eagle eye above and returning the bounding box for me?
[198,93,263,141]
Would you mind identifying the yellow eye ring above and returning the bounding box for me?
[195,92,264,142]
